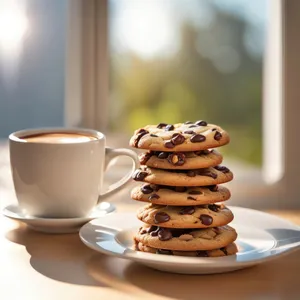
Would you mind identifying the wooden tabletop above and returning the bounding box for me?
[1,142,300,300]
[0,208,299,300]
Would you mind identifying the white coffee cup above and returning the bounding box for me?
[9,128,139,218]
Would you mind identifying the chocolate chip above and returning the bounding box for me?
[157,123,167,129]
[202,149,211,155]
[167,153,185,166]
[212,128,217,131]
[220,247,228,255]
[183,130,195,134]
[190,134,206,143]
[174,186,187,193]
[199,171,217,179]
[188,190,203,195]
[137,128,148,134]
[154,212,170,224]
[158,228,172,241]
[172,133,179,138]
[141,184,153,194]
[165,124,174,131]
[139,152,152,165]
[132,170,148,181]
[199,214,213,226]
[187,170,196,177]
[184,121,193,124]
[195,120,207,126]
[214,131,222,141]
[149,227,160,236]
[187,196,196,200]
[147,225,158,233]
[140,228,147,234]
[133,129,149,147]
[149,194,160,201]
[208,185,218,192]
[157,152,168,159]
[164,140,175,148]
[150,184,160,191]
[197,251,209,257]
[189,125,198,128]
[214,165,230,173]
[208,204,220,212]
[171,134,185,145]
[213,227,221,234]
[173,229,188,237]
[150,134,158,137]
[157,249,173,255]
[179,207,195,215]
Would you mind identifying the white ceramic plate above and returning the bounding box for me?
[3,202,116,234]
[79,206,300,274]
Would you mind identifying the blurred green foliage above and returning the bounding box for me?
[109,8,263,165]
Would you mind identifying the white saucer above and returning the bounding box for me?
[79,206,300,274]
[3,202,116,234]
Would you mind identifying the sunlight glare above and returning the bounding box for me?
[116,1,175,58]
[0,1,28,54]
[0,0,28,84]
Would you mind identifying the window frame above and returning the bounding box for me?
[66,0,299,209]
[65,0,109,131]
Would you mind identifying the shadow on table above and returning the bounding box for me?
[124,253,300,300]
[86,251,300,300]
[6,223,107,286]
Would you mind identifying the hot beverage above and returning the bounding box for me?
[20,132,97,143]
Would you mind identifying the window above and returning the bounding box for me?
[1,0,299,209]
[107,0,270,208]
[109,0,267,167]
[0,0,68,138]
[69,0,299,209]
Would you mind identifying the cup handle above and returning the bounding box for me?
[97,147,139,203]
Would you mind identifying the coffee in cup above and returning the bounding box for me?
[19,132,98,143]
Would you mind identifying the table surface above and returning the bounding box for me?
[1,142,300,300]
[0,209,299,300]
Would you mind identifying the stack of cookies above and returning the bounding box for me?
[129,121,238,257]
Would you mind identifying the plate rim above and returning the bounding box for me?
[79,206,300,268]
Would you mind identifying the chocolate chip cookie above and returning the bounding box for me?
[139,149,223,170]
[129,121,230,152]
[134,240,238,257]
[131,184,230,206]
[135,224,237,251]
[132,165,233,186]
[137,203,233,228]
